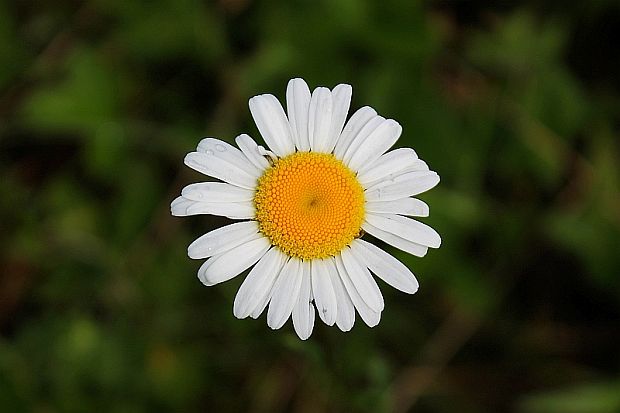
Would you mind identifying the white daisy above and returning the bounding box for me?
[171,78,441,339]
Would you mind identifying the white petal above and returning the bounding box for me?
[246,250,288,322]
[292,262,315,340]
[181,182,255,203]
[249,94,295,157]
[311,259,338,326]
[365,213,441,248]
[188,221,260,259]
[357,148,420,186]
[267,257,303,329]
[341,247,384,312]
[197,137,261,174]
[365,159,430,182]
[362,221,428,257]
[184,151,258,189]
[364,171,440,202]
[170,196,254,219]
[351,239,419,294]
[327,83,352,153]
[342,115,385,164]
[233,247,287,319]
[326,258,355,331]
[308,87,333,152]
[286,78,311,151]
[235,134,270,170]
[250,289,272,319]
[308,304,316,335]
[365,198,429,217]
[334,106,377,159]
[347,119,402,172]
[334,255,381,327]
[412,159,429,171]
[197,236,270,286]
[170,196,194,216]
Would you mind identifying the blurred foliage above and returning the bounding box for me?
[1,0,620,412]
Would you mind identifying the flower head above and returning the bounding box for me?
[172,78,441,339]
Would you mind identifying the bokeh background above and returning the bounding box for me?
[1,0,620,412]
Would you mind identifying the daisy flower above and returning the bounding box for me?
[171,78,441,339]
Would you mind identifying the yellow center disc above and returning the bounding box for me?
[254,152,365,260]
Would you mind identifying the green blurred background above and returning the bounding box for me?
[1,0,620,412]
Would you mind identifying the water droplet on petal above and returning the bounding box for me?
[215,144,226,152]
